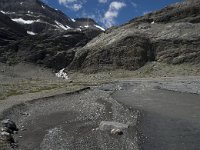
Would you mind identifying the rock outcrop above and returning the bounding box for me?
[68,0,200,71]
[0,119,18,148]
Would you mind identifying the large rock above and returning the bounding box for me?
[1,119,18,134]
[0,131,13,142]
[99,121,129,131]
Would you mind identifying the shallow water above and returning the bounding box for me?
[112,85,200,150]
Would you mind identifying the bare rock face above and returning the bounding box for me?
[69,34,153,71]
[68,0,200,71]
[0,12,26,46]
[1,30,98,70]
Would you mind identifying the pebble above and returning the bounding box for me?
[111,129,123,135]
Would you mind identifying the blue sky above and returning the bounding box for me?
[42,0,182,28]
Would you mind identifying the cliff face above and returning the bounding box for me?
[68,0,200,71]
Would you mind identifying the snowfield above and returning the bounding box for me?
[12,18,41,24]
[94,25,105,31]
[55,20,71,30]
[27,31,37,35]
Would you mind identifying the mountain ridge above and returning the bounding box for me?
[0,0,104,34]
[0,0,104,68]
[0,0,200,72]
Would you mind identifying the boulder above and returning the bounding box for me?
[0,131,13,142]
[1,119,18,134]
[99,121,129,132]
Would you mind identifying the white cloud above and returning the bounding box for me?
[98,0,108,3]
[80,10,96,19]
[58,0,77,4]
[110,1,126,10]
[58,0,84,11]
[72,4,82,11]
[102,1,126,28]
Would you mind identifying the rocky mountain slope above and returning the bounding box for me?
[0,0,199,72]
[0,12,26,46]
[0,0,104,68]
[0,0,104,34]
[68,0,200,71]
[2,30,101,69]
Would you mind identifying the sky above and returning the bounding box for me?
[42,0,182,28]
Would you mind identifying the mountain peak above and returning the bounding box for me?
[0,0,104,34]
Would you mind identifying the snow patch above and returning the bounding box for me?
[71,18,76,22]
[27,11,33,14]
[20,2,23,5]
[55,20,71,30]
[1,11,16,15]
[94,25,105,31]
[76,28,82,31]
[63,35,72,38]
[27,31,36,35]
[12,18,41,24]
[84,25,89,28]
[151,21,155,24]
[0,10,6,14]
[55,69,69,80]
[42,5,45,9]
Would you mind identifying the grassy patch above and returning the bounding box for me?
[0,140,10,150]
[68,62,200,82]
[1,62,200,100]
[0,80,87,100]
[0,82,63,100]
[5,89,24,98]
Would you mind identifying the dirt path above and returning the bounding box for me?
[112,82,200,150]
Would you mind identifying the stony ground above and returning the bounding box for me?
[0,63,200,150]
[2,87,139,150]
